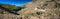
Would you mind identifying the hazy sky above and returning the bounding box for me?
[0,0,32,6]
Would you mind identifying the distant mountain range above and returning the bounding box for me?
[0,4,25,13]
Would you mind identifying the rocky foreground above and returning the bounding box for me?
[17,0,60,19]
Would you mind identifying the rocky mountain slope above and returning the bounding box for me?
[17,0,60,19]
[0,4,26,19]
[0,5,21,19]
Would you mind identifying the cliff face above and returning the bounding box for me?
[17,0,60,19]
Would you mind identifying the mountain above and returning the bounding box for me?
[17,0,60,19]
[0,5,21,19]
[0,4,26,14]
[0,4,26,11]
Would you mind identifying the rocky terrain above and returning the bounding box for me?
[0,0,60,19]
[0,4,21,19]
[17,0,60,19]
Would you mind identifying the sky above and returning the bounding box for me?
[0,0,32,6]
